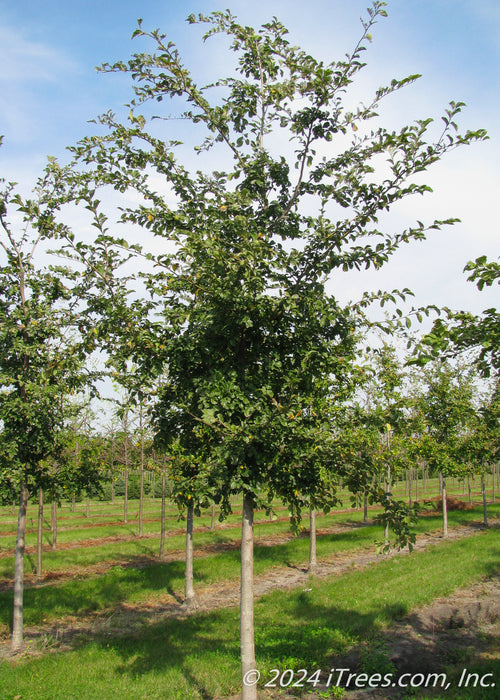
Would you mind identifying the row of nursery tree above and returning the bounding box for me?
[1,3,498,696]
[7,346,499,590]
[3,346,499,542]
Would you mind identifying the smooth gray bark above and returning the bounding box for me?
[12,482,28,652]
[139,410,144,537]
[441,472,448,538]
[123,468,128,524]
[384,464,391,548]
[482,475,488,527]
[308,508,317,574]
[159,472,166,559]
[37,487,43,579]
[184,502,197,609]
[240,493,256,700]
[51,498,57,550]
[139,468,144,537]
[123,409,129,524]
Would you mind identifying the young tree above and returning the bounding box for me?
[458,380,500,526]
[52,2,485,693]
[338,346,417,551]
[0,173,89,652]
[416,361,476,536]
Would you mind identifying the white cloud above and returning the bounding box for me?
[0,26,78,83]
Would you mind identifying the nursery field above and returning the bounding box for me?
[1,477,500,699]
[2,1,499,697]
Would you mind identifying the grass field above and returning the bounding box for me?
[0,477,499,699]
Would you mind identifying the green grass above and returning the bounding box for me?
[0,506,377,578]
[1,524,499,700]
[2,497,498,581]
[1,503,499,631]
[0,522,381,627]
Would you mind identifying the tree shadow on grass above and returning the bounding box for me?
[88,590,401,698]
[97,607,242,698]
[0,557,195,630]
[96,542,500,696]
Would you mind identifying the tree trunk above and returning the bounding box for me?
[139,467,144,537]
[111,477,115,505]
[211,502,216,530]
[184,502,196,609]
[408,468,412,507]
[123,408,129,524]
[139,409,144,537]
[51,497,57,550]
[86,493,90,518]
[481,475,488,527]
[241,493,257,700]
[159,471,166,559]
[124,468,128,524]
[384,464,391,548]
[12,482,28,652]
[36,487,43,579]
[151,472,155,503]
[308,508,317,574]
[493,464,496,504]
[468,475,472,505]
[363,490,368,523]
[441,472,448,538]
[71,494,76,513]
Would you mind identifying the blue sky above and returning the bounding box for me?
[0,0,499,316]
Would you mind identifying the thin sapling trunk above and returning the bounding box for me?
[481,474,488,527]
[159,471,166,559]
[12,482,28,652]
[241,493,257,700]
[384,464,392,548]
[51,497,57,550]
[37,487,43,579]
[308,508,317,574]
[441,472,448,538]
[184,502,197,609]
[139,409,144,537]
[124,468,128,523]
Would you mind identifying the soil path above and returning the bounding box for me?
[1,517,496,662]
[0,517,380,590]
[0,504,376,555]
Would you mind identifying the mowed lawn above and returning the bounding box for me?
[1,482,499,700]
[0,521,499,699]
